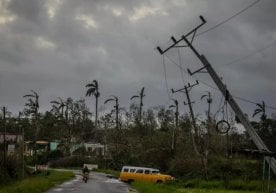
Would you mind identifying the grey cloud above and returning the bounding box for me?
[0,0,276,118]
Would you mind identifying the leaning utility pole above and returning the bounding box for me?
[172,81,199,138]
[156,16,276,174]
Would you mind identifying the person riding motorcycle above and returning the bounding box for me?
[82,166,89,183]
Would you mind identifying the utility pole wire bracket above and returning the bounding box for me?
[156,15,206,55]
[187,65,209,75]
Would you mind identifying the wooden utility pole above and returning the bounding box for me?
[172,82,200,155]
[156,16,276,174]
[169,99,179,155]
[2,107,7,165]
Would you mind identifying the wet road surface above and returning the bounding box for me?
[45,172,133,193]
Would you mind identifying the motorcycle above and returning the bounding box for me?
[83,172,89,183]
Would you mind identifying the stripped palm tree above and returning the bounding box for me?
[104,95,120,153]
[104,95,119,129]
[50,97,66,119]
[23,90,39,164]
[86,80,100,129]
[23,90,39,116]
[130,87,145,123]
[253,101,267,128]
[253,101,266,119]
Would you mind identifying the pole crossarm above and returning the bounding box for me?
[156,16,206,55]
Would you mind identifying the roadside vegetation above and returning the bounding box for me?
[132,180,275,193]
[0,170,74,193]
[1,82,276,192]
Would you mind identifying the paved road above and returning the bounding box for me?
[45,172,134,193]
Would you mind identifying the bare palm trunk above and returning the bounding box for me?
[95,97,98,129]
[139,100,142,122]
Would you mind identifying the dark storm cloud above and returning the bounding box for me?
[0,0,275,118]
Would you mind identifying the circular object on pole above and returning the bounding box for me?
[216,120,230,134]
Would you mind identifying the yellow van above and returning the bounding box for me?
[119,166,174,183]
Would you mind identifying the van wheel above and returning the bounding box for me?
[156,180,162,183]
[127,179,134,184]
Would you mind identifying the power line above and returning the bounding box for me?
[163,52,276,111]
[197,0,260,36]
[162,55,173,100]
[224,40,276,66]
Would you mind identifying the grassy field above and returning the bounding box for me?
[95,168,120,178]
[132,180,275,193]
[0,170,75,193]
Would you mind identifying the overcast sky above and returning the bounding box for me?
[0,0,276,122]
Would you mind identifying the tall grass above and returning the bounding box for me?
[132,180,273,193]
[0,170,74,193]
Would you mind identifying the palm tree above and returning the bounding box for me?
[253,101,266,122]
[23,90,39,164]
[86,80,100,129]
[104,95,120,153]
[130,87,145,122]
[23,90,39,117]
[104,95,119,129]
[50,97,66,119]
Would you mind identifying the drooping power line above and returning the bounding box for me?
[163,52,276,111]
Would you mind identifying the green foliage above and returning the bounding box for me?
[207,156,262,180]
[47,150,64,161]
[0,154,24,185]
[132,181,265,193]
[0,170,74,193]
[48,156,95,168]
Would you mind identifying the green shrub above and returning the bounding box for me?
[0,154,25,185]
[48,155,95,168]
[47,150,64,161]
[207,156,262,180]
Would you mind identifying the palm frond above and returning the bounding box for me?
[104,99,114,104]
[256,103,263,109]
[110,95,118,100]
[23,94,35,98]
[86,88,96,96]
[253,109,262,117]
[86,83,95,88]
[201,95,207,100]
[50,101,60,104]
[130,95,139,100]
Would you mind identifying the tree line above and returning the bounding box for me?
[1,80,276,180]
